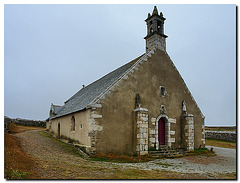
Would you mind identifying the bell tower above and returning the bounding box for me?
[144,6,168,53]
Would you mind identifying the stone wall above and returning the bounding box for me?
[4,116,10,131]
[4,116,46,128]
[205,130,236,142]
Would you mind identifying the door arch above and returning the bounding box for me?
[155,114,170,149]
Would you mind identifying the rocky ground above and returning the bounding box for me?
[14,129,236,179]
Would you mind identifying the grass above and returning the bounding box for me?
[109,168,162,179]
[7,123,45,133]
[185,147,216,157]
[205,126,236,131]
[4,169,30,179]
[4,123,47,179]
[4,132,39,179]
[89,147,216,163]
[205,139,236,149]
[103,168,198,179]
[217,172,236,179]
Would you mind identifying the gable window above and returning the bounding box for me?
[160,86,166,96]
[71,116,75,131]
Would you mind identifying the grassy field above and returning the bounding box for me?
[7,123,45,133]
[205,126,236,131]
[205,139,236,149]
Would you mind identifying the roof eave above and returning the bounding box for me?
[50,107,87,120]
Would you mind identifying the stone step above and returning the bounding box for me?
[153,148,175,152]
[158,149,168,152]
[149,149,182,157]
[159,145,169,148]
[150,153,181,157]
[150,151,180,154]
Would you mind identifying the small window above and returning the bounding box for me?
[160,86,166,96]
[71,116,75,131]
[150,27,153,33]
[157,20,163,34]
[80,123,83,129]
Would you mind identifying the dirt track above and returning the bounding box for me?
[14,130,236,179]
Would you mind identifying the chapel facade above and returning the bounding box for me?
[47,6,205,156]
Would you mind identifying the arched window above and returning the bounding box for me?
[71,116,75,131]
[157,20,163,34]
[160,86,166,96]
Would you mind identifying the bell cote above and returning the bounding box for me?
[144,6,168,53]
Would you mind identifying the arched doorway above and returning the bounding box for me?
[158,118,165,145]
[57,123,60,139]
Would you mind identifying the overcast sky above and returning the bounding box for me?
[4,4,236,126]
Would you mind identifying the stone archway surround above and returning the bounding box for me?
[155,114,171,150]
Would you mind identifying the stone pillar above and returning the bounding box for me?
[182,114,194,151]
[165,120,171,147]
[149,117,157,149]
[134,107,149,155]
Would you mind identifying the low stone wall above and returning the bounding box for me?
[4,116,46,129]
[205,130,236,142]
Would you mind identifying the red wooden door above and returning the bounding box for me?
[158,118,165,145]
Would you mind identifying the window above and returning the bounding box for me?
[160,86,166,96]
[150,27,153,33]
[157,20,163,34]
[71,116,75,131]
[160,105,166,114]
[80,123,83,129]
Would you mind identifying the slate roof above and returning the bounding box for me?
[51,54,144,119]
[52,105,65,115]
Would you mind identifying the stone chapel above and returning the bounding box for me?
[47,6,205,156]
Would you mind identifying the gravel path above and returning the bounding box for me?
[117,145,236,175]
[206,145,236,158]
[14,130,117,179]
[14,130,236,179]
